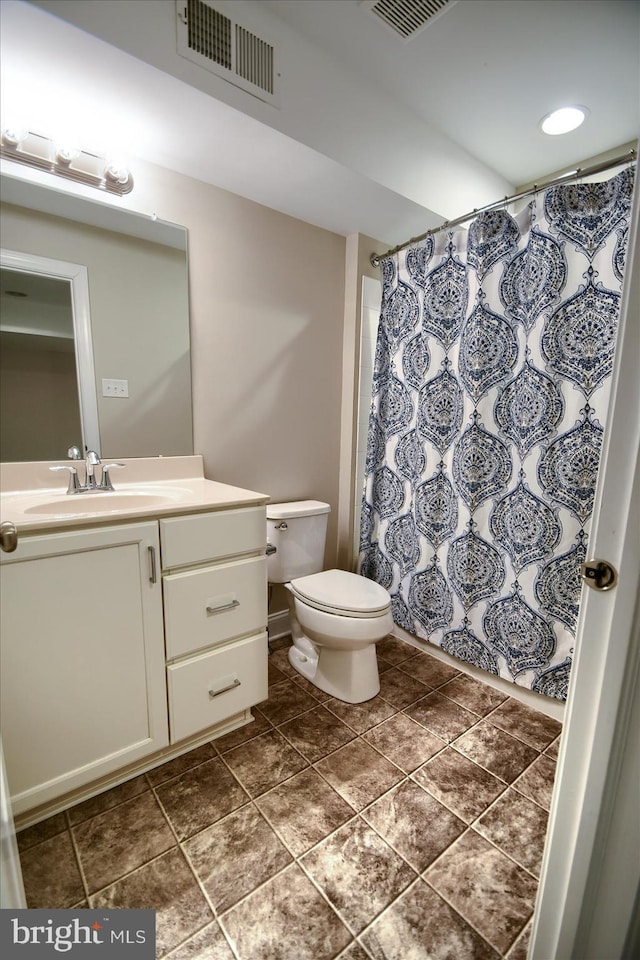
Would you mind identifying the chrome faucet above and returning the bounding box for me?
[49,448,125,493]
[84,450,101,490]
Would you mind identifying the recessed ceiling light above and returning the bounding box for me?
[540,106,588,136]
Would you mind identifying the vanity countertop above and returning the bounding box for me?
[0,456,269,533]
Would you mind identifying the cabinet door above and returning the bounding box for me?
[0,522,168,815]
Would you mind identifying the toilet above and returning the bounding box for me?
[266,500,393,703]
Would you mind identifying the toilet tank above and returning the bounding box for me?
[266,500,330,583]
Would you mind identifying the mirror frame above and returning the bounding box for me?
[1,247,100,455]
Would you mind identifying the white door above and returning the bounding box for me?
[530,177,640,957]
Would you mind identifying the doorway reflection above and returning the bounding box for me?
[0,269,82,461]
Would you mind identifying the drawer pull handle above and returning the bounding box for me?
[206,599,240,614]
[209,678,241,698]
[148,546,157,584]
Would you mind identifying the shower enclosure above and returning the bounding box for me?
[359,166,635,702]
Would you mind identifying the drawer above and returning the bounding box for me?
[163,556,267,660]
[160,506,266,569]
[167,632,268,743]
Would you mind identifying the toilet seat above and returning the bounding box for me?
[289,569,391,619]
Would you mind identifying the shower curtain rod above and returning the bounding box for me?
[370,148,637,267]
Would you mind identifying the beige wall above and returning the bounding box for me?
[114,159,348,571]
[0,335,81,461]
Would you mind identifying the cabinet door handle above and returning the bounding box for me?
[0,522,18,553]
[209,678,241,698]
[148,546,157,583]
[206,599,240,614]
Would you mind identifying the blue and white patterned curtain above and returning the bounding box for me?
[360,167,635,701]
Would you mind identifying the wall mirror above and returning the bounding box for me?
[0,172,193,463]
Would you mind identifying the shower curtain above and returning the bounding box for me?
[360,167,635,701]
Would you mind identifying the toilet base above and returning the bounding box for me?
[288,642,380,704]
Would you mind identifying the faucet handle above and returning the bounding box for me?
[100,463,125,491]
[50,465,80,494]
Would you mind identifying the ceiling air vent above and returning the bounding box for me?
[176,0,278,105]
[362,0,457,41]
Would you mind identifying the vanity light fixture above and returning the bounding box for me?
[0,128,133,195]
[540,106,588,136]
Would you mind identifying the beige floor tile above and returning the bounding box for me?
[324,695,396,734]
[453,719,538,783]
[425,830,538,955]
[221,863,351,960]
[72,792,176,894]
[165,921,236,960]
[439,674,508,716]
[488,699,562,751]
[278,704,356,762]
[361,878,500,960]
[475,788,549,877]
[363,711,446,773]
[20,830,85,908]
[221,729,307,798]
[256,767,353,856]
[301,817,416,934]
[363,779,466,871]
[404,690,479,742]
[91,847,212,958]
[155,757,249,839]
[184,804,292,912]
[413,746,507,822]
[315,739,404,811]
[512,753,557,810]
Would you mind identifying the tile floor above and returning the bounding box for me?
[18,635,562,959]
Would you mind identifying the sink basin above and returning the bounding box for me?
[24,490,185,516]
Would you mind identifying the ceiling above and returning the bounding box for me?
[262,0,640,185]
[1,0,638,246]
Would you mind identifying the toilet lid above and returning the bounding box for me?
[290,569,391,618]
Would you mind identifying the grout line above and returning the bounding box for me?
[150,775,245,958]
[142,750,217,791]
[213,859,301,922]
[60,774,154,830]
[296,852,367,941]
[215,728,313,801]
[64,809,91,907]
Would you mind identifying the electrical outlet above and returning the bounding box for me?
[102,378,129,398]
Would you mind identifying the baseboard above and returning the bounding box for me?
[268,609,290,642]
[391,625,565,722]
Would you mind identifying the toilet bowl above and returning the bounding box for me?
[266,502,392,703]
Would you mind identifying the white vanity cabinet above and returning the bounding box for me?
[160,506,268,744]
[0,521,168,817]
[0,496,269,822]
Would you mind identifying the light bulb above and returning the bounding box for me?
[55,145,80,164]
[104,160,130,184]
[1,127,28,147]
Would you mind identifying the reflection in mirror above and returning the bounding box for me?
[0,172,193,462]
[0,251,100,461]
[1,269,81,461]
